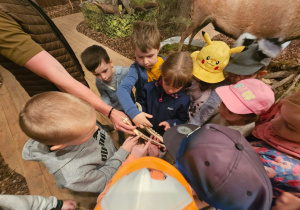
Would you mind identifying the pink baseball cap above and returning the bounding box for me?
[216,79,275,115]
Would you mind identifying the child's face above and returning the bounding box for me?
[219,102,245,124]
[93,59,114,82]
[135,47,159,69]
[162,78,182,95]
[270,102,300,143]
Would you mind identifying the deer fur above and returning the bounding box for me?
[179,0,300,51]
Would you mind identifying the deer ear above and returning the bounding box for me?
[229,46,245,54]
[202,31,212,45]
[258,39,282,58]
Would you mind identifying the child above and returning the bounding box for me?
[224,42,270,84]
[186,32,244,127]
[208,78,275,136]
[137,51,193,135]
[0,195,76,210]
[20,92,140,193]
[248,90,300,199]
[81,45,129,111]
[163,124,273,210]
[117,21,165,128]
[81,45,131,144]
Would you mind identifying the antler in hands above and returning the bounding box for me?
[122,117,165,148]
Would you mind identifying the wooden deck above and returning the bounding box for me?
[0,13,132,210]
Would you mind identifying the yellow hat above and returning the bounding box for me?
[191,32,245,83]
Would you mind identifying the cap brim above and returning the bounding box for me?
[163,124,199,161]
[224,63,263,75]
[193,67,225,83]
[216,86,253,114]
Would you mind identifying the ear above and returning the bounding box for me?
[202,31,212,45]
[50,144,67,151]
[235,33,257,47]
[257,70,268,78]
[109,59,114,66]
[230,46,245,54]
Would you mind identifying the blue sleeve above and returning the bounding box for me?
[96,78,112,106]
[167,97,190,127]
[117,64,141,119]
[119,66,129,81]
[137,85,147,112]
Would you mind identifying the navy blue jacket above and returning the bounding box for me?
[138,79,190,135]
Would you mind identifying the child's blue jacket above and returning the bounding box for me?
[137,79,190,135]
[117,55,165,120]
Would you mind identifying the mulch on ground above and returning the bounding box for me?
[43,0,82,19]
[0,154,30,195]
[77,21,135,60]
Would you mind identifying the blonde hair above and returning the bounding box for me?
[131,21,161,52]
[161,52,193,88]
[19,92,96,145]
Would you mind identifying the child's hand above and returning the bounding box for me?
[122,135,141,152]
[133,112,153,128]
[272,191,300,210]
[147,136,160,157]
[159,121,170,131]
[131,140,151,158]
[61,199,76,210]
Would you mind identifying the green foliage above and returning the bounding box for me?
[80,2,157,38]
[131,0,155,5]
[159,43,202,57]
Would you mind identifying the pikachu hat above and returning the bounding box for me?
[191,32,245,83]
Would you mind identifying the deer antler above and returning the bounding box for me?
[122,117,165,148]
[135,102,164,143]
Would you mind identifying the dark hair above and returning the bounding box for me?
[131,21,161,52]
[161,52,193,88]
[81,45,110,72]
[240,113,259,124]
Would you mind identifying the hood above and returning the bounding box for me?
[22,138,93,174]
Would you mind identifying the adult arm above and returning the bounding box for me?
[24,51,135,134]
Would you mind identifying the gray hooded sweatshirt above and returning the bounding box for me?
[22,125,129,193]
[0,195,59,210]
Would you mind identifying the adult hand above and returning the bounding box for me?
[131,140,151,158]
[122,135,141,153]
[61,199,76,210]
[159,121,171,131]
[132,112,153,128]
[110,109,136,135]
